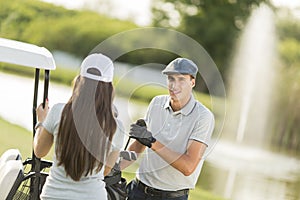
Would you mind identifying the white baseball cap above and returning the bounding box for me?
[80,53,114,82]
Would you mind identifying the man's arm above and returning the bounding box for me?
[125,123,207,175]
[151,139,207,176]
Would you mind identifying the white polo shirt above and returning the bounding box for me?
[137,95,214,191]
[40,103,124,200]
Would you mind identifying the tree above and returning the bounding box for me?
[152,0,268,78]
[271,17,300,153]
[0,0,137,59]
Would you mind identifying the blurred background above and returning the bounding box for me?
[0,0,300,199]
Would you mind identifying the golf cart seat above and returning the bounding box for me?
[0,149,22,163]
[0,159,24,200]
[0,149,23,199]
[0,149,22,176]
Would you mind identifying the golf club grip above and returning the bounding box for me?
[136,119,146,127]
[124,119,146,150]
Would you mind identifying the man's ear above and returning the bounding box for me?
[191,78,196,88]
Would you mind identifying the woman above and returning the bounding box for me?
[34,53,124,199]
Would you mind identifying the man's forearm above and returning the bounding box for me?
[151,140,206,176]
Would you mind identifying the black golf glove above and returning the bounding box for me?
[129,124,156,148]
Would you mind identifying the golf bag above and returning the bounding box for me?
[104,164,127,200]
[104,150,138,200]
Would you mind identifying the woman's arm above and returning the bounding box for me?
[104,150,120,176]
[33,100,54,158]
[33,127,53,158]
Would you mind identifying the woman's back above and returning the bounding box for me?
[40,103,107,199]
[34,54,123,200]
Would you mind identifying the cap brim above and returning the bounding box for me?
[162,70,192,76]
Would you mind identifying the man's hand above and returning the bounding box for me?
[129,124,156,148]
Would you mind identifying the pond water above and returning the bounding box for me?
[0,72,147,132]
[0,72,300,200]
[201,141,300,200]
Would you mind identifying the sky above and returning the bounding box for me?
[41,0,152,26]
[272,0,300,8]
[41,0,300,25]
[272,0,300,18]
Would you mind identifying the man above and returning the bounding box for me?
[122,58,215,200]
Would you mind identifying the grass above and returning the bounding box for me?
[0,117,225,200]
[0,63,221,111]
[0,117,32,159]
[0,63,78,86]
[0,117,54,161]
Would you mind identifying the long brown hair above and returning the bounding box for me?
[56,74,116,181]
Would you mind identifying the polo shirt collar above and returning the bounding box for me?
[163,97,171,110]
[163,95,196,116]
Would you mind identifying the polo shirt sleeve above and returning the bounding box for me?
[189,110,215,146]
[42,103,63,135]
[144,96,157,124]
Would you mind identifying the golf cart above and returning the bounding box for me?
[0,37,56,200]
[0,37,139,200]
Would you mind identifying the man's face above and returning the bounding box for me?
[167,74,195,103]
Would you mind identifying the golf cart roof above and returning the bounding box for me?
[0,38,56,70]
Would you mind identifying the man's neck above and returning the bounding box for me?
[170,96,191,112]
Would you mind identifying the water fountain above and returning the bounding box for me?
[225,3,277,146]
[200,4,300,200]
